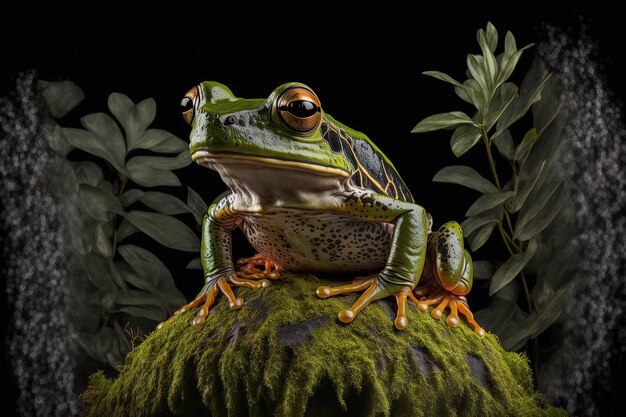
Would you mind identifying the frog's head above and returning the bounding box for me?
[181,82,353,182]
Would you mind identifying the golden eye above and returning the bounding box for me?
[274,86,321,134]
[181,86,198,126]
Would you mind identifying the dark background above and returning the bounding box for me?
[2,7,624,416]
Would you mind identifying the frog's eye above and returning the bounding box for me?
[181,86,198,126]
[274,86,322,134]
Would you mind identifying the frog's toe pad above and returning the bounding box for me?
[414,292,484,336]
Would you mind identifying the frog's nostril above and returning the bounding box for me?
[224,115,237,126]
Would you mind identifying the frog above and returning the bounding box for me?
[159,81,483,334]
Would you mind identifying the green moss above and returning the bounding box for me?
[81,274,568,417]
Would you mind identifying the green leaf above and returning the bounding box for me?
[186,258,202,269]
[467,221,497,251]
[64,128,127,173]
[473,260,494,280]
[72,161,104,186]
[422,71,464,88]
[115,304,167,322]
[187,187,209,225]
[47,123,73,156]
[510,160,546,212]
[467,54,488,92]
[459,79,487,113]
[108,94,156,149]
[515,181,562,237]
[485,22,498,52]
[118,244,173,286]
[475,280,521,336]
[81,112,126,165]
[131,129,188,153]
[515,103,563,162]
[495,72,551,138]
[461,206,502,236]
[126,150,191,171]
[450,125,481,157]
[123,210,200,252]
[139,192,191,215]
[477,31,498,86]
[39,80,85,118]
[120,189,144,207]
[465,191,514,217]
[432,165,497,194]
[514,189,565,241]
[493,129,515,159]
[484,83,518,129]
[489,238,538,295]
[411,111,474,133]
[92,222,113,258]
[79,184,123,222]
[504,31,517,56]
[116,218,139,242]
[126,162,181,187]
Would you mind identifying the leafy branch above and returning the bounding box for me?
[412,23,573,353]
[41,81,208,368]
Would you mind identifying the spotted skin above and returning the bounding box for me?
[242,211,393,273]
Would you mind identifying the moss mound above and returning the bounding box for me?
[81,274,567,417]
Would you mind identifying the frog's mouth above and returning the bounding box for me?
[191,149,350,178]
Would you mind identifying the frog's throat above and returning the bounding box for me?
[192,149,351,178]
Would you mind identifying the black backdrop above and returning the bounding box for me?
[2,6,625,416]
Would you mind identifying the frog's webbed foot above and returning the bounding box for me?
[158,272,270,329]
[236,253,282,280]
[316,275,412,330]
[414,288,484,336]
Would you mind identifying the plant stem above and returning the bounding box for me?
[520,271,534,314]
[110,176,128,258]
[481,129,501,189]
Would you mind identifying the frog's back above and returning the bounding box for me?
[322,115,414,203]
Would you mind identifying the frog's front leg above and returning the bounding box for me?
[415,222,484,336]
[159,195,270,329]
[316,194,428,330]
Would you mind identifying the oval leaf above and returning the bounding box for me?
[473,260,494,280]
[128,98,157,149]
[411,111,474,133]
[127,150,190,171]
[433,165,497,194]
[80,112,126,164]
[461,207,502,236]
[140,192,190,215]
[127,162,181,187]
[117,244,173,285]
[39,80,85,118]
[422,71,464,88]
[79,184,123,222]
[72,161,104,186]
[514,191,565,241]
[515,181,562,237]
[64,128,126,173]
[467,221,497,251]
[465,191,514,217]
[121,189,145,207]
[493,129,515,159]
[116,218,139,242]
[186,258,202,269]
[510,160,546,212]
[92,222,113,258]
[450,125,482,157]
[133,128,188,153]
[489,238,538,296]
[123,210,199,252]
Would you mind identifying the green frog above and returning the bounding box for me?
[160,82,483,335]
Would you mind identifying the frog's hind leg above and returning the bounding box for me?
[236,253,283,280]
[415,222,484,336]
[317,276,413,330]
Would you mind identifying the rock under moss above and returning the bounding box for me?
[81,274,568,417]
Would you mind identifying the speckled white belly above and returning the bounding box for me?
[240,210,394,274]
